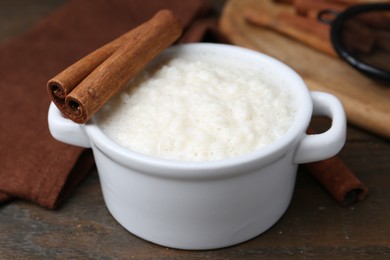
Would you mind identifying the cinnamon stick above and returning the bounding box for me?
[355,11,390,31]
[244,9,337,57]
[47,9,182,123]
[304,157,368,206]
[47,29,135,112]
[303,129,368,206]
[342,18,376,53]
[349,11,390,53]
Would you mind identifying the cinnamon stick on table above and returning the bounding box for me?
[47,9,182,124]
[304,129,368,206]
[304,157,368,206]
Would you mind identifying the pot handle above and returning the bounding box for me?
[48,102,91,148]
[293,91,346,164]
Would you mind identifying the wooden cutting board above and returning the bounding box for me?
[219,0,390,138]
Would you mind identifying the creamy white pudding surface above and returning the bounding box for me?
[97,53,296,161]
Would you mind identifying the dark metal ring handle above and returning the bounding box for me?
[317,9,340,25]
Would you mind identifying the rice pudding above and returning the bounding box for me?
[97,52,296,161]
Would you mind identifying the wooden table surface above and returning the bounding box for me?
[1,1,389,259]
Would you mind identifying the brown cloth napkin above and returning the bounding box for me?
[0,0,221,209]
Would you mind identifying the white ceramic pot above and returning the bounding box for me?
[48,43,346,250]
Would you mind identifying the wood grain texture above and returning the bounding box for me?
[1,0,389,258]
[219,0,390,138]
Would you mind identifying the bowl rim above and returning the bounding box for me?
[84,43,312,178]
